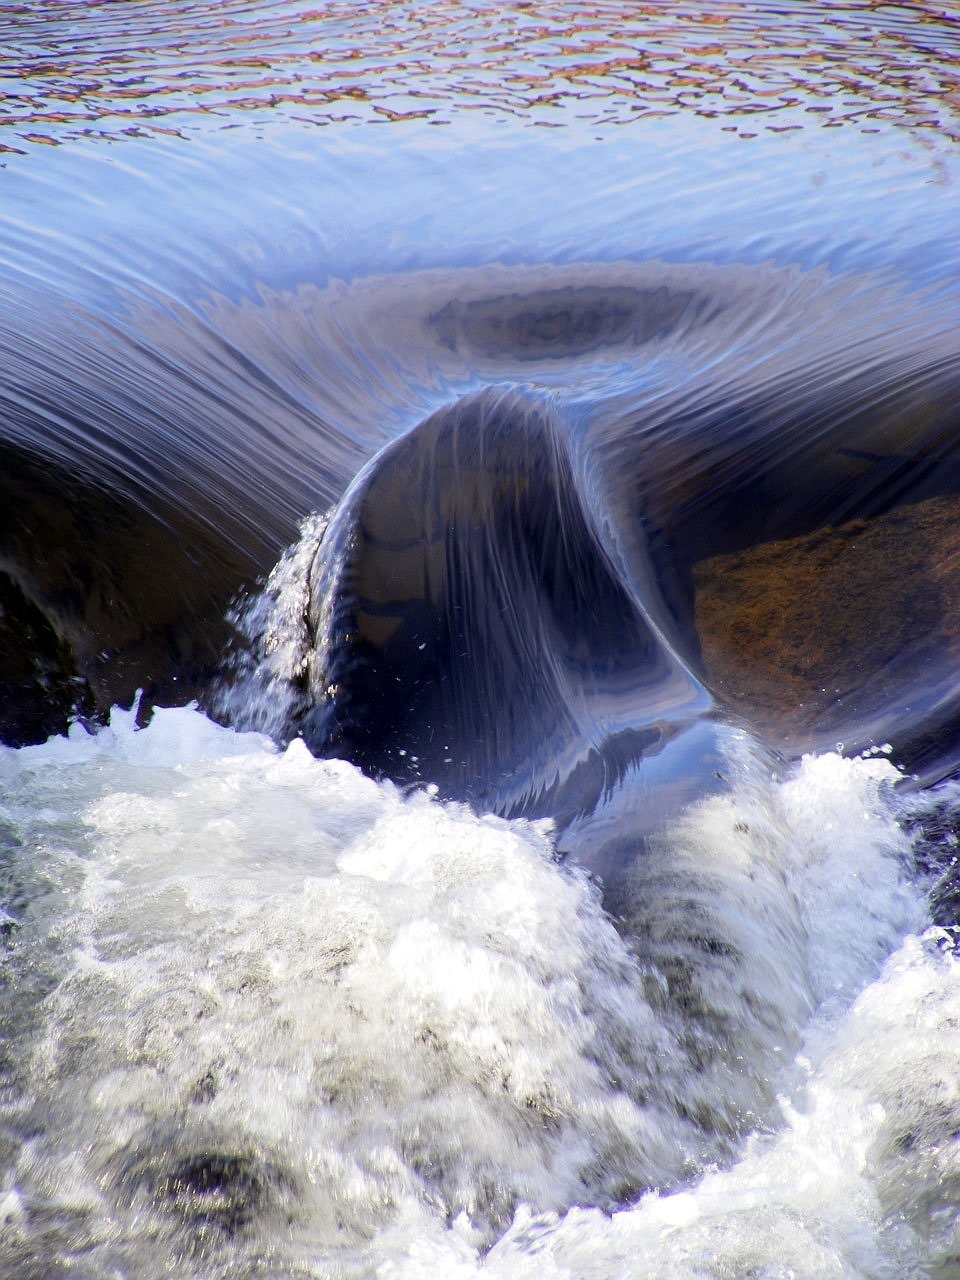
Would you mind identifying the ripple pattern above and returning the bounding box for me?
[1,0,959,147]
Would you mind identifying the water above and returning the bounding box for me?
[0,709,934,1277]
[1,2,960,1276]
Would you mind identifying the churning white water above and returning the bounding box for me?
[0,696,954,1278]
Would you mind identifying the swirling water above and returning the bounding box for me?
[1,3,960,1277]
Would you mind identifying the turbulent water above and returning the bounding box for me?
[2,2,960,1277]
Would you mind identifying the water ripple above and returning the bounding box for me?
[1,0,959,148]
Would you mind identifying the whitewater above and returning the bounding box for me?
[0,695,957,1276]
[2,2,960,1277]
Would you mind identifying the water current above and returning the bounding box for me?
[1,2,960,1277]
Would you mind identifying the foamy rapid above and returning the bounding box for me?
[0,704,950,1278]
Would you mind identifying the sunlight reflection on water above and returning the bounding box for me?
[1,0,958,148]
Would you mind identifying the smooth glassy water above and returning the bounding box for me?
[1,3,960,1277]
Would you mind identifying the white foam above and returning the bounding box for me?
[0,711,943,1278]
[213,509,331,739]
[439,928,960,1280]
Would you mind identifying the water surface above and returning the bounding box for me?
[1,3,960,1277]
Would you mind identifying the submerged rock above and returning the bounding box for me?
[298,386,712,825]
[694,492,960,776]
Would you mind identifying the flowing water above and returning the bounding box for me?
[2,2,960,1277]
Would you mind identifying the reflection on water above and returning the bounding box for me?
[1,0,959,146]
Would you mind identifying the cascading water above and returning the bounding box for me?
[1,3,960,1277]
[0,704,942,1278]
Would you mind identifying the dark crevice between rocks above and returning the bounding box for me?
[0,570,96,746]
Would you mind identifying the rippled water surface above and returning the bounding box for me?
[2,2,960,1278]
[2,0,960,142]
